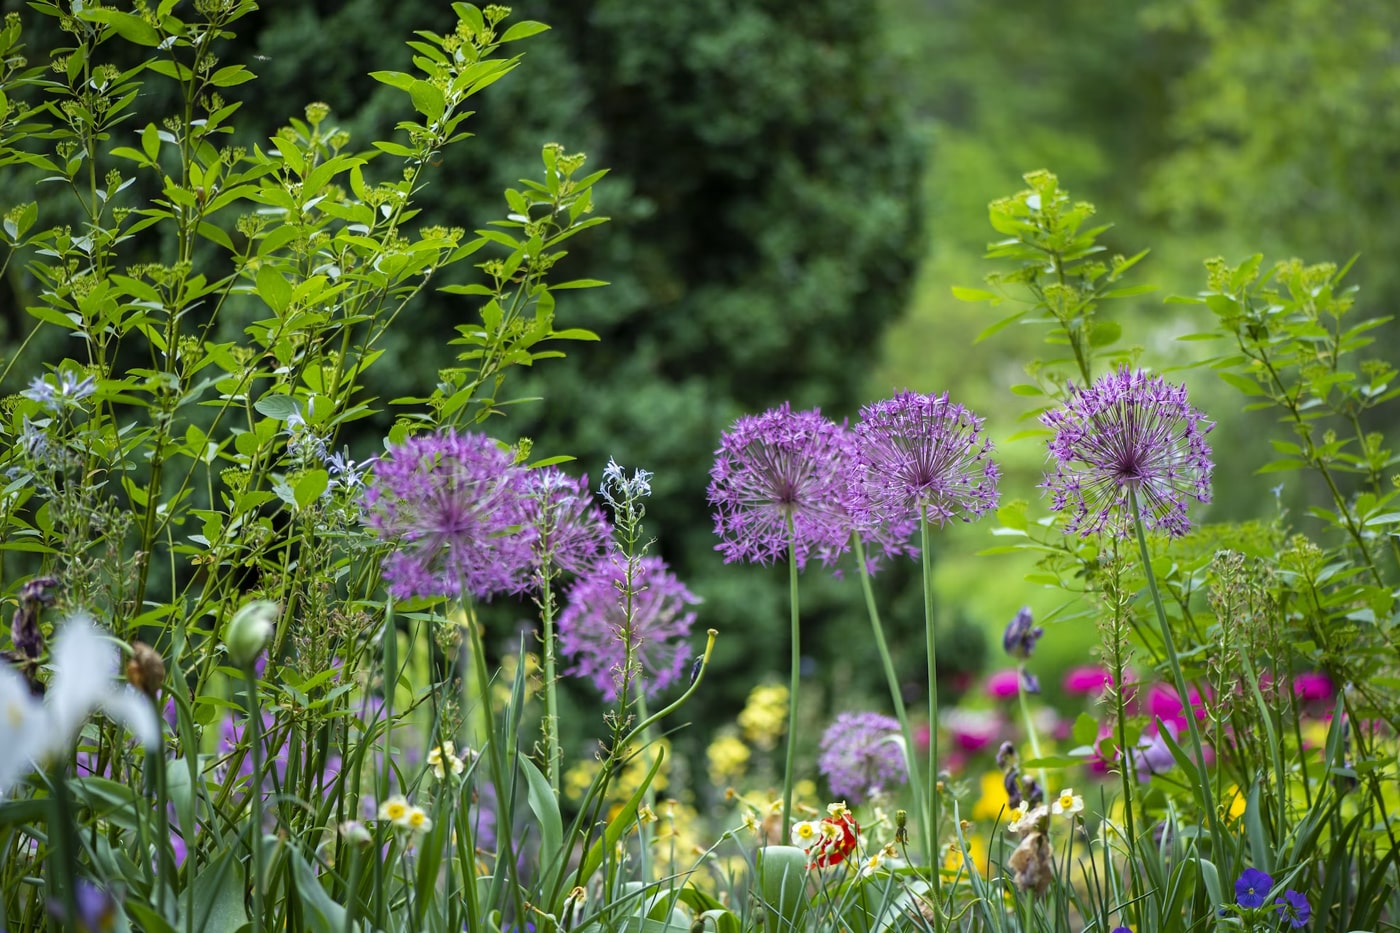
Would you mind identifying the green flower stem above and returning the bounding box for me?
[243,662,266,933]
[1128,487,1223,846]
[633,689,657,867]
[47,765,81,933]
[920,506,944,925]
[851,533,930,865]
[539,570,562,797]
[781,523,800,838]
[1016,680,1048,795]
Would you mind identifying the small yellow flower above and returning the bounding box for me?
[428,742,467,780]
[405,806,433,835]
[706,733,750,784]
[378,794,409,825]
[1007,802,1047,833]
[1051,788,1084,817]
[1223,785,1248,822]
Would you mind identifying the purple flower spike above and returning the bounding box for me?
[523,467,612,580]
[363,431,534,601]
[558,556,700,702]
[707,403,856,569]
[850,390,999,529]
[1275,889,1310,928]
[818,711,907,805]
[1042,367,1213,538]
[1235,867,1274,908]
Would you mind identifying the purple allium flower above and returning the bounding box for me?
[707,403,856,569]
[1234,867,1273,908]
[1002,606,1043,659]
[363,431,534,601]
[849,390,999,529]
[1275,889,1310,928]
[558,556,700,702]
[817,711,907,804]
[522,467,611,579]
[1042,367,1213,538]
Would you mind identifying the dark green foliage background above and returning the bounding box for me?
[232,1,930,742]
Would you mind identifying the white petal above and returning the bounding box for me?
[100,687,161,750]
[0,665,43,795]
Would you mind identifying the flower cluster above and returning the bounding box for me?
[1231,868,1310,929]
[428,742,468,780]
[1042,367,1213,538]
[790,802,862,869]
[378,794,433,836]
[817,711,907,805]
[363,431,612,601]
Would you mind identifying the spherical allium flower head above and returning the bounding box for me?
[522,466,611,579]
[558,556,700,702]
[707,403,856,569]
[363,431,534,601]
[849,390,1000,528]
[817,711,907,805]
[1042,367,1213,539]
[1235,867,1274,909]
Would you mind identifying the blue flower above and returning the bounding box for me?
[1234,867,1273,909]
[1275,889,1310,929]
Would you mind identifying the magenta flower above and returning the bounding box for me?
[1063,666,1112,695]
[522,466,611,580]
[1147,683,1209,732]
[1293,672,1333,702]
[363,431,534,601]
[708,403,856,569]
[817,711,907,804]
[985,669,1021,699]
[1042,367,1213,538]
[558,556,700,702]
[849,390,999,528]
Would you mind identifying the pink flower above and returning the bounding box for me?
[1146,683,1208,731]
[1063,666,1111,696]
[1293,672,1332,702]
[945,708,1002,752]
[985,669,1021,699]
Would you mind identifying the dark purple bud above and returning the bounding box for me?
[1003,768,1023,809]
[995,741,1017,770]
[1002,606,1043,660]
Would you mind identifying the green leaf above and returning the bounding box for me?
[294,470,329,509]
[187,846,248,933]
[1072,712,1100,748]
[522,755,564,893]
[256,265,292,313]
[288,848,347,933]
[85,9,162,46]
[501,20,551,42]
[409,80,445,122]
[253,393,300,421]
[1088,319,1121,347]
[1022,755,1082,769]
[756,846,809,932]
[951,285,998,302]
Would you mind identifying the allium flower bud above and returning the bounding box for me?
[125,641,165,701]
[225,600,277,667]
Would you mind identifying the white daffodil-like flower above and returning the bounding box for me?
[1051,788,1084,818]
[404,805,433,835]
[790,820,821,849]
[1007,802,1047,833]
[427,742,466,779]
[379,794,410,827]
[0,616,160,797]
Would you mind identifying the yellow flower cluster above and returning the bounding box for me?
[705,732,750,785]
[737,684,788,750]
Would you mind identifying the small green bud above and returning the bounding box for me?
[225,599,277,667]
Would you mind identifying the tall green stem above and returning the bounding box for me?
[852,533,930,865]
[781,522,800,837]
[243,663,266,933]
[919,507,944,925]
[539,570,562,797]
[1129,487,1223,847]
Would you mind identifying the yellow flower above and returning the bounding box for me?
[706,733,751,785]
[738,684,789,749]
[1223,785,1248,822]
[972,771,1010,822]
